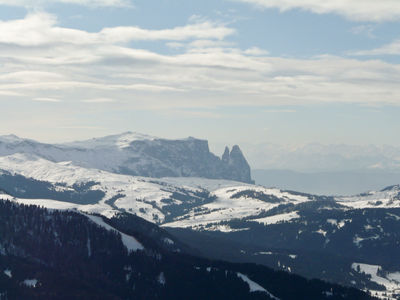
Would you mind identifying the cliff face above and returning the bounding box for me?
[119,138,253,183]
[223,145,254,184]
[0,133,254,183]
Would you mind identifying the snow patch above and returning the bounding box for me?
[22,279,38,288]
[157,272,166,285]
[252,211,300,225]
[163,238,174,245]
[3,270,11,278]
[85,214,144,252]
[315,229,327,237]
[205,224,249,233]
[387,272,400,283]
[352,263,400,299]
[338,188,400,209]
[237,273,280,299]
[353,234,379,248]
[387,213,400,221]
[254,251,273,255]
[0,193,14,201]
[327,219,337,226]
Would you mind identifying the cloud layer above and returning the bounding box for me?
[238,0,400,22]
[0,13,399,112]
[0,0,130,8]
[353,39,400,56]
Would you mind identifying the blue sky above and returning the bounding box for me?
[0,0,399,153]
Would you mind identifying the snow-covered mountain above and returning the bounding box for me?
[0,132,253,183]
[0,152,399,226]
[0,153,308,224]
[1,151,400,298]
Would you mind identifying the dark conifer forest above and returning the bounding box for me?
[0,200,376,300]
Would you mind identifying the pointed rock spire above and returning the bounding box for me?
[222,146,230,162]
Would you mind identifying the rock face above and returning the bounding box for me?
[121,138,253,183]
[219,145,253,183]
[0,132,254,183]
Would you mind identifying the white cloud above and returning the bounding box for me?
[166,42,185,49]
[0,13,399,111]
[100,22,235,43]
[244,47,269,56]
[188,39,234,49]
[352,39,400,55]
[0,90,23,96]
[0,13,90,46]
[0,13,234,47]
[0,71,65,82]
[0,0,130,8]
[82,98,115,103]
[33,97,61,102]
[237,0,400,22]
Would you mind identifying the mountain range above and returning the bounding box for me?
[0,133,253,184]
[1,132,399,299]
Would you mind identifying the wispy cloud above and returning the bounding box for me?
[243,47,269,56]
[264,109,296,113]
[350,25,376,38]
[0,0,131,8]
[0,13,234,47]
[33,97,61,102]
[236,0,400,22]
[100,22,235,43]
[0,13,399,111]
[82,98,115,103]
[351,39,400,56]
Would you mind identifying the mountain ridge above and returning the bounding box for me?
[0,152,397,297]
[0,132,254,184]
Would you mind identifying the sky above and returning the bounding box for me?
[0,0,400,152]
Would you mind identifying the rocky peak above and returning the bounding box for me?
[220,145,253,183]
[0,133,254,184]
[222,146,230,163]
[230,145,245,160]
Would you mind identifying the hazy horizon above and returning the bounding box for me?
[2,132,400,177]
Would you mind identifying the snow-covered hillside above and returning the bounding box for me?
[0,132,253,183]
[1,151,400,298]
[0,153,198,221]
[62,132,156,149]
[0,153,313,226]
[337,185,400,209]
[1,152,400,228]
[163,186,311,230]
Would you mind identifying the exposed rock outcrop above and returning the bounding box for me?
[0,133,254,183]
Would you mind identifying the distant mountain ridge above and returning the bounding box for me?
[0,132,253,184]
[243,142,400,172]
